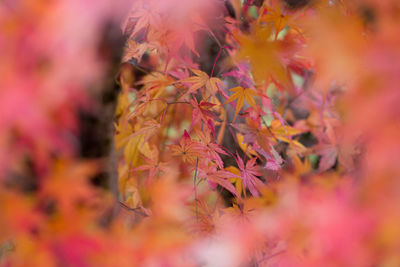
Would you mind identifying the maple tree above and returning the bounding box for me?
[2,0,400,266]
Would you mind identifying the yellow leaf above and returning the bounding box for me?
[236,133,258,157]
[206,77,224,96]
[259,3,290,37]
[140,72,173,98]
[118,164,129,196]
[179,69,209,99]
[290,140,307,154]
[180,69,223,99]
[114,116,133,149]
[124,135,142,164]
[224,86,257,121]
[115,92,131,117]
[235,25,288,85]
[125,186,142,209]
[271,120,302,139]
[139,142,153,159]
[121,120,160,164]
[225,166,243,196]
[288,150,310,175]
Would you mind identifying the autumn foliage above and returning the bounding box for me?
[2,0,400,266]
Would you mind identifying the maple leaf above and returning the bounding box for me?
[122,39,154,63]
[163,20,209,68]
[231,118,285,171]
[138,72,174,101]
[225,166,244,197]
[198,164,240,198]
[180,69,223,99]
[234,25,289,86]
[259,4,287,36]
[114,116,133,150]
[190,99,216,134]
[122,0,162,39]
[224,86,257,122]
[116,120,160,164]
[206,78,224,98]
[223,63,254,89]
[222,199,261,222]
[235,153,264,197]
[258,2,302,38]
[189,199,217,235]
[314,118,355,172]
[166,27,200,57]
[134,148,168,182]
[315,143,356,172]
[123,120,160,145]
[288,150,311,176]
[179,69,208,97]
[169,130,199,164]
[232,118,272,150]
[236,132,259,158]
[316,144,337,172]
[270,119,306,153]
[253,143,284,171]
[194,128,227,168]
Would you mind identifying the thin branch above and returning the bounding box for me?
[210,46,231,77]
[261,116,279,143]
[118,201,148,217]
[257,249,286,264]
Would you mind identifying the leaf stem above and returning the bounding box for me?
[210,46,231,77]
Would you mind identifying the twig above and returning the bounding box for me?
[257,249,286,264]
[261,116,279,143]
[118,201,148,217]
[210,46,231,77]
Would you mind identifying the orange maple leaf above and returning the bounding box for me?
[258,2,301,39]
[224,86,257,122]
[169,131,199,164]
[180,69,223,99]
[235,25,289,86]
